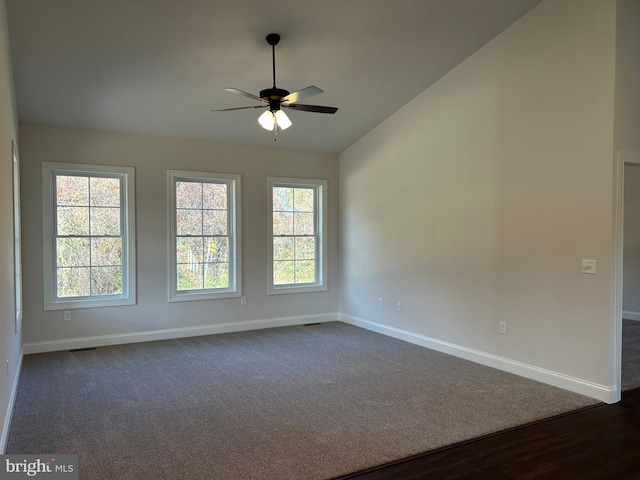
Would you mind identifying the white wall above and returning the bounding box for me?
[339,0,616,401]
[0,0,22,452]
[19,124,339,350]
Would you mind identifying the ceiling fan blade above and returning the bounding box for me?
[223,88,266,103]
[284,103,338,114]
[211,105,266,112]
[282,86,323,104]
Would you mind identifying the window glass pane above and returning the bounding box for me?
[203,183,227,209]
[57,207,90,236]
[91,266,122,295]
[56,238,90,267]
[90,177,120,207]
[177,263,203,291]
[171,173,238,297]
[57,176,88,206]
[57,267,91,297]
[295,260,315,284]
[176,237,203,264]
[203,210,227,235]
[273,187,294,211]
[294,188,314,212]
[176,209,203,236]
[293,212,314,235]
[47,166,134,308]
[273,260,294,285]
[273,212,293,235]
[274,237,294,261]
[90,207,121,235]
[269,179,324,293]
[204,263,229,289]
[204,237,228,263]
[295,237,315,260]
[176,182,202,208]
[91,238,122,266]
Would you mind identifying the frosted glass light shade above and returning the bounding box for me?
[258,110,292,131]
[258,110,275,130]
[274,110,292,130]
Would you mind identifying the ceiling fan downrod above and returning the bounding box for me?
[260,33,290,112]
[266,33,279,88]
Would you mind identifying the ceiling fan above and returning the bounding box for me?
[211,33,338,134]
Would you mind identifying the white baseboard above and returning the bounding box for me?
[1,350,23,453]
[622,310,640,321]
[23,313,340,355]
[339,314,616,404]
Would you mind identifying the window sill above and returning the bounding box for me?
[268,284,327,296]
[45,297,136,311]
[169,290,241,302]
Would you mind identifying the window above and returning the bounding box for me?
[12,141,22,331]
[168,170,241,301]
[42,163,136,310]
[268,177,327,295]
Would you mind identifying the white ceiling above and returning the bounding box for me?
[6,0,542,154]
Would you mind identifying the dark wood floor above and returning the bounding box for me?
[340,388,640,480]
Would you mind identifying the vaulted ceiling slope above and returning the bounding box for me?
[6,0,542,153]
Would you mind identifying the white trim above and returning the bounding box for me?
[12,140,22,333]
[167,170,242,302]
[622,311,640,321]
[22,313,340,355]
[267,177,328,295]
[340,314,615,404]
[1,351,23,453]
[612,151,640,404]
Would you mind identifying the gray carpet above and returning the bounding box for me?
[623,319,640,391]
[7,322,598,480]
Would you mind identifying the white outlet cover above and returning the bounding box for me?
[581,259,596,274]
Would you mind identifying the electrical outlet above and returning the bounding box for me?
[396,301,402,312]
[499,322,507,335]
[378,298,383,308]
[581,259,596,274]
[64,310,71,321]
[240,296,247,305]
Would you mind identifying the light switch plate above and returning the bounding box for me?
[582,259,596,274]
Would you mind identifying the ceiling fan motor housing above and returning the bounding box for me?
[260,87,290,111]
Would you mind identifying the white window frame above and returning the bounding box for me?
[168,170,242,302]
[12,140,22,331]
[42,162,136,310]
[267,177,327,295]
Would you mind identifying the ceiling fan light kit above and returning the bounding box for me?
[258,109,292,131]
[212,33,338,138]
